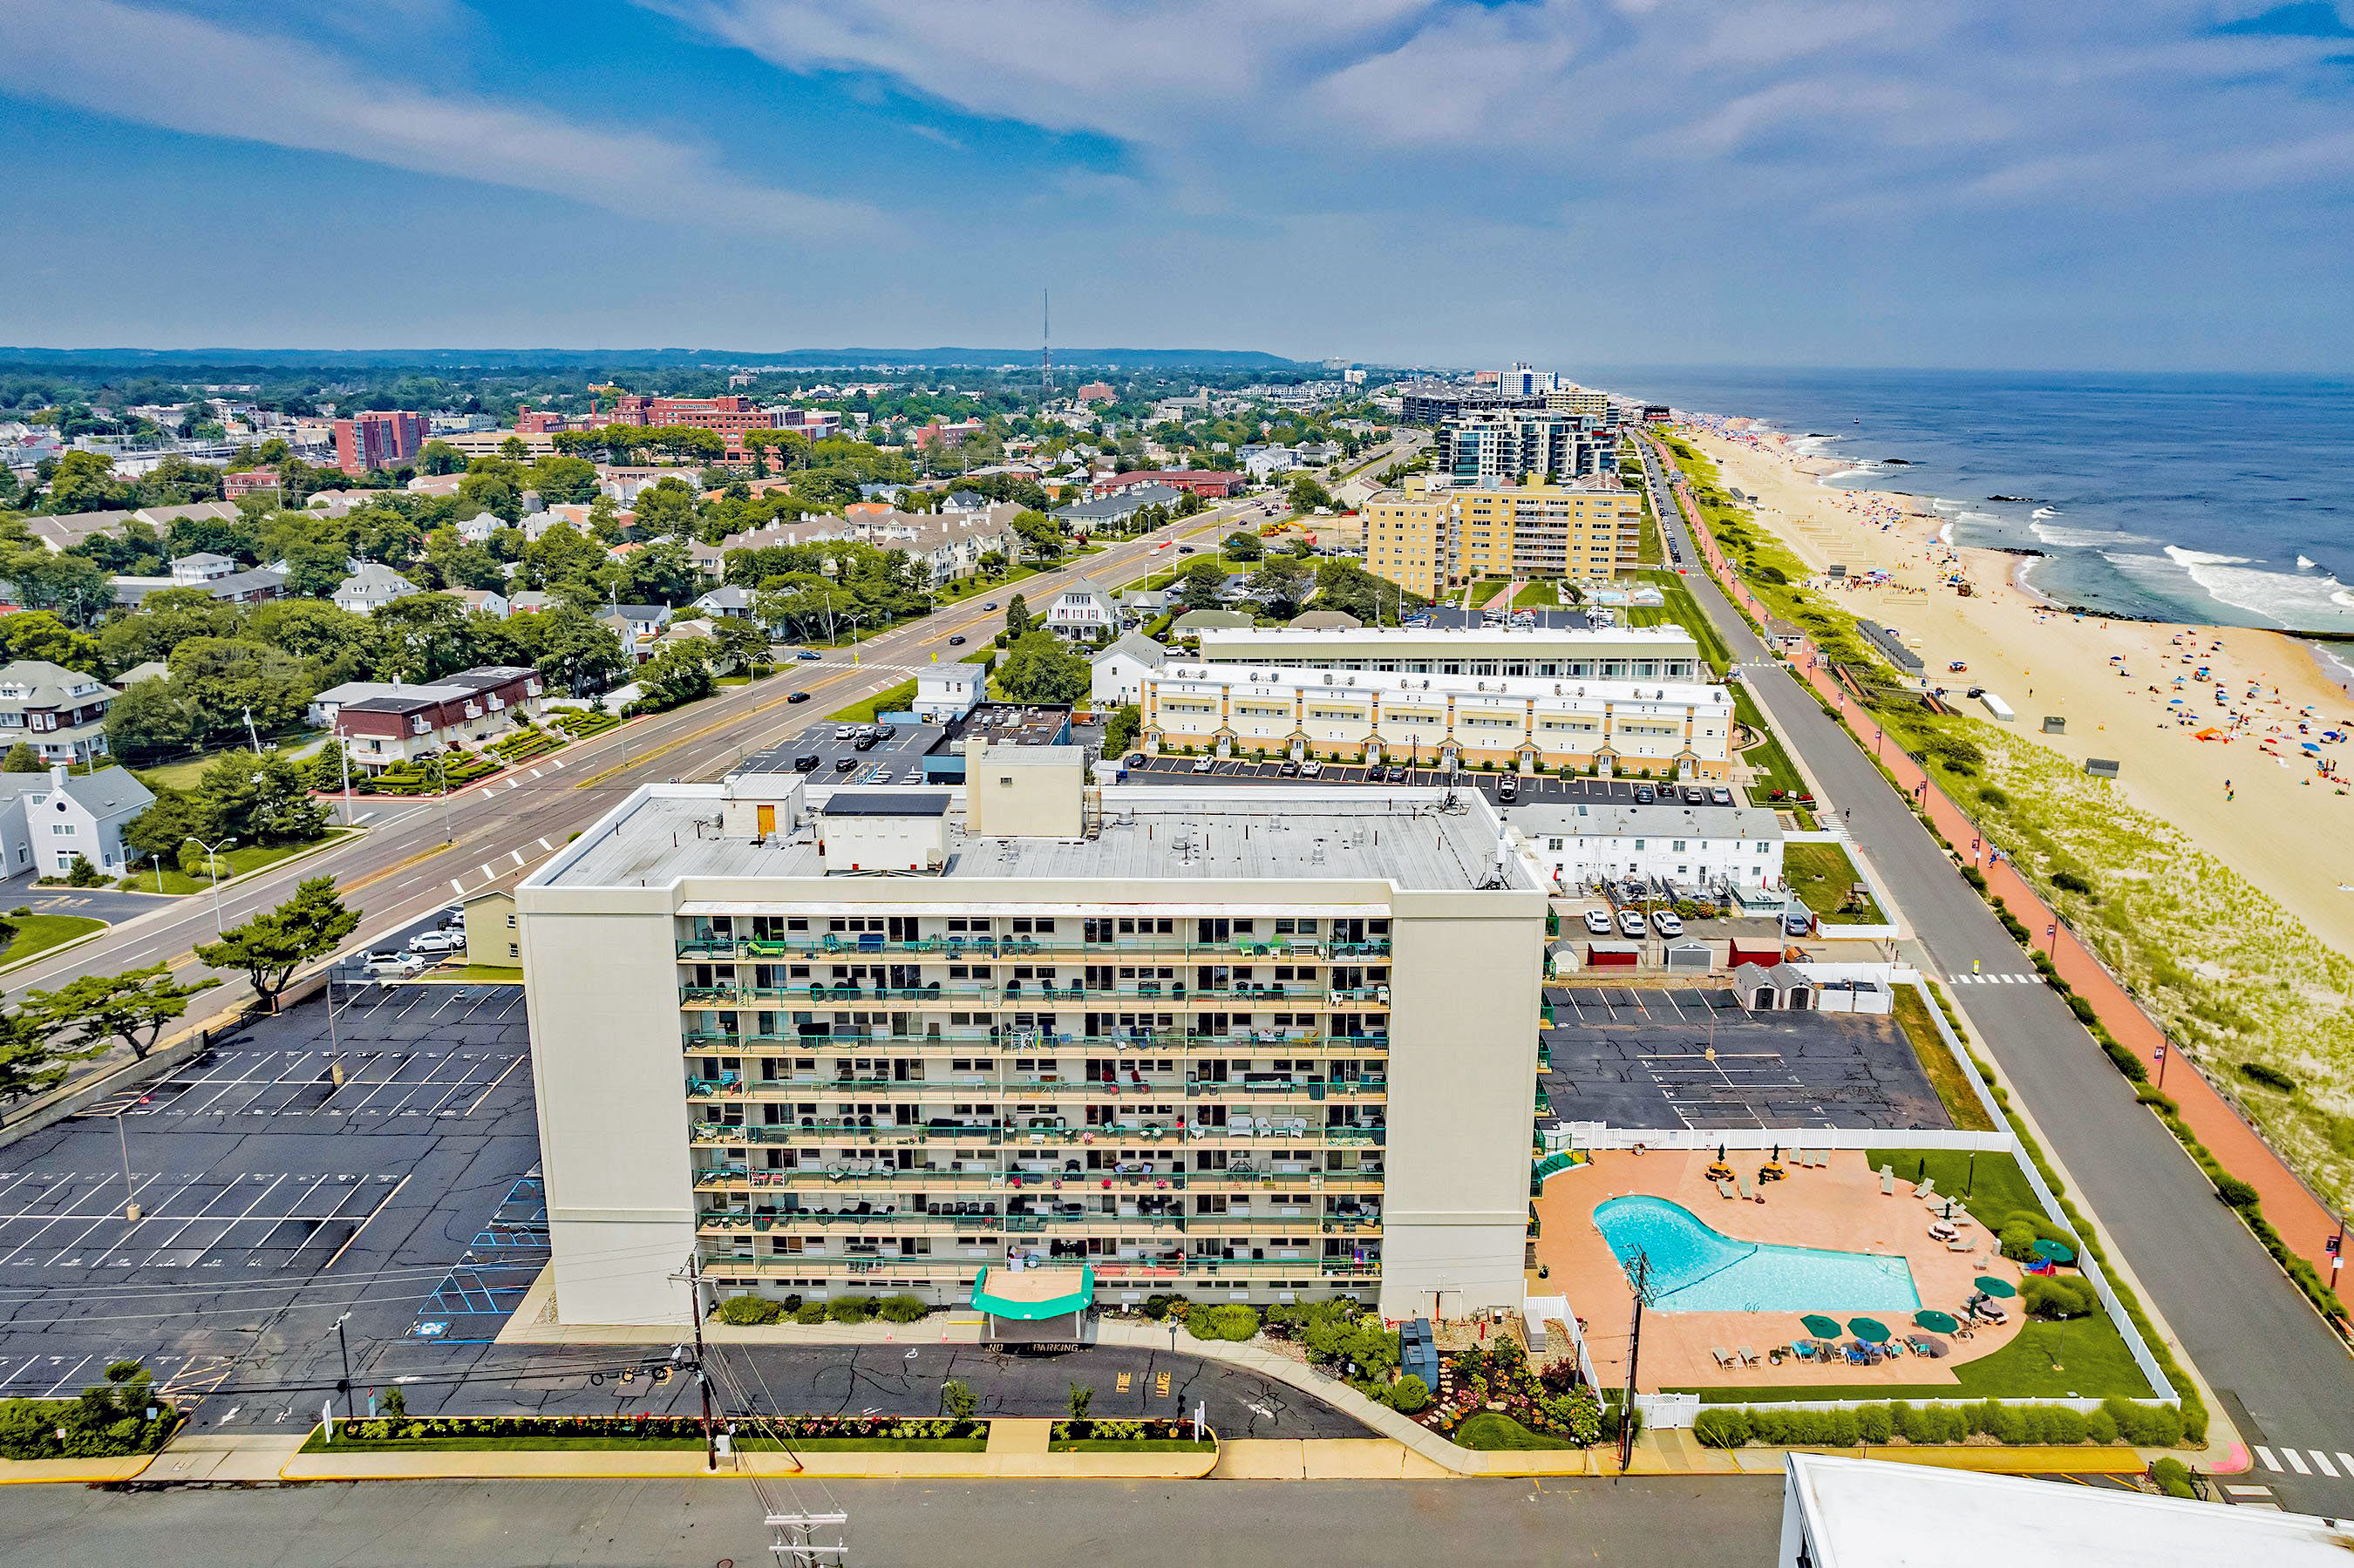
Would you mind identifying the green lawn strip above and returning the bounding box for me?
[1679,1318,2153,1404]
[1467,579,1511,607]
[1627,569,1733,675]
[1511,581,1561,608]
[1783,841,1885,925]
[1048,1439,1216,1452]
[1449,1412,1582,1450]
[1891,987,1997,1132]
[1727,684,1808,802]
[116,830,357,896]
[1863,1147,2038,1237]
[435,965,523,984]
[829,679,917,723]
[134,734,323,793]
[937,566,1039,602]
[300,1431,985,1455]
[0,913,107,969]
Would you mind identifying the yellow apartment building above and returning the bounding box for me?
[1363,476,1643,599]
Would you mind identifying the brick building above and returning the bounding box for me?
[332,411,430,475]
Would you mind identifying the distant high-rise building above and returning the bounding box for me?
[608,395,779,463]
[1494,363,1557,398]
[1434,411,1609,485]
[331,411,429,475]
[1364,474,1643,600]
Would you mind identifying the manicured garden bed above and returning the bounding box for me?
[1451,1411,1582,1450]
[305,1413,990,1454]
[549,708,622,739]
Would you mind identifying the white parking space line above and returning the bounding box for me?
[2336,1452,2354,1476]
[2310,1449,2339,1477]
[36,1354,96,1400]
[2284,1447,2312,1475]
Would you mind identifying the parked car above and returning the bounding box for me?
[1279,760,1299,777]
[793,754,820,772]
[788,690,811,703]
[1497,776,1521,804]
[363,952,422,977]
[949,635,967,646]
[1709,786,1733,806]
[1633,784,1657,804]
[1617,909,1648,938]
[408,929,464,956]
[1682,787,1706,805]
[833,757,858,771]
[1651,911,1684,938]
[1299,760,1323,777]
[438,906,464,929]
[1125,752,1148,768]
[1190,757,1214,773]
[834,726,858,741]
[1385,765,1410,783]
[1583,909,1613,936]
[1783,912,1814,936]
[853,734,879,751]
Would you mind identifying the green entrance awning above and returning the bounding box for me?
[971,1264,1095,1320]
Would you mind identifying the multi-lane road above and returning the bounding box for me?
[1633,438,2354,1515]
[7,485,1287,1065]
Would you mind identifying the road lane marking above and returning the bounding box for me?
[2284,1448,2311,1474]
[2310,1449,2338,1477]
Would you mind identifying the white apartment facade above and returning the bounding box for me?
[514,756,1546,1327]
[1193,624,1704,682]
[1503,801,1784,894]
[1140,663,1733,779]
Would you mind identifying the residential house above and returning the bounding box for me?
[506,590,558,616]
[1052,483,1186,533]
[0,764,157,879]
[170,552,239,585]
[132,500,242,533]
[1168,608,1255,638]
[599,604,673,661]
[913,664,984,723]
[1289,610,1362,631]
[1042,576,1120,640]
[1088,630,1168,705]
[332,563,421,616]
[328,667,547,771]
[1088,469,1243,499]
[0,661,120,764]
[462,888,521,965]
[456,511,507,544]
[693,585,758,621]
[450,587,511,618]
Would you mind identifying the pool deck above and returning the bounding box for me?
[1534,1149,2025,1393]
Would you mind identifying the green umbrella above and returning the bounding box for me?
[1911,1309,1960,1333]
[1847,1317,1892,1342]
[1800,1313,1843,1339]
[2033,1238,2077,1265]
[1974,1275,2017,1299]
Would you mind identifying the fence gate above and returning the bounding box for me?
[1635,1392,1701,1430]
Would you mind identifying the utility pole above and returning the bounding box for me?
[768,1510,849,1568]
[334,1313,354,1422]
[1618,1252,1650,1473]
[670,1253,718,1471]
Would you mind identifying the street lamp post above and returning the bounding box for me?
[113,1106,139,1220]
[432,755,453,845]
[334,1313,354,1424]
[182,835,236,935]
[335,723,355,827]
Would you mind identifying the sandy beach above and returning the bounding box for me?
[1688,424,2354,962]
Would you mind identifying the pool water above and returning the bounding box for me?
[1592,1195,1921,1313]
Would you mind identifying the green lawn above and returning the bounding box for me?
[1627,569,1733,674]
[436,964,523,984]
[1450,1412,1582,1450]
[1682,1317,2153,1403]
[937,565,1039,602]
[115,830,354,896]
[0,913,106,970]
[1468,579,1511,607]
[830,679,917,723]
[1892,986,1997,1132]
[1864,1147,2041,1239]
[1512,581,1562,608]
[1784,841,1884,924]
[1729,684,1806,799]
[133,734,323,793]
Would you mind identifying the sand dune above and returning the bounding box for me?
[1688,428,2354,961]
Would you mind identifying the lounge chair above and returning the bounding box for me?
[1714,1178,1738,1200]
[1946,1238,1972,1252]
[1737,1175,1755,1201]
[1791,1340,1819,1361]
[1736,1346,1760,1367]
[1915,1176,1937,1201]
[1879,1164,1895,1196]
[1709,1347,1737,1368]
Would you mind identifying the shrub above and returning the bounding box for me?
[713,1293,784,1326]
[1141,1293,1185,1320]
[1694,1408,1752,1449]
[794,1301,827,1324]
[2152,1456,2197,1497]
[2050,868,2095,898]
[1385,1375,1430,1414]
[2212,1173,2262,1209]
[1854,1403,1893,1444]
[878,1294,929,1324]
[2237,1061,2297,1094]
[1184,1303,1261,1342]
[942,1380,976,1422]
[827,1295,876,1325]
[1997,1219,2040,1263]
[2023,1275,2099,1320]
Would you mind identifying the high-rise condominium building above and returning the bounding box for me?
[1364,476,1645,600]
[516,748,1547,1328]
[331,411,428,475]
[1434,411,1612,485]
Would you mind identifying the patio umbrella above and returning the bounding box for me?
[2032,1238,2077,1265]
[1847,1317,1892,1343]
[1911,1309,1960,1333]
[1973,1275,2017,1298]
[1800,1313,1843,1339]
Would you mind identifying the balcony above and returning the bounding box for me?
[677,980,1388,1009]
[677,934,1391,963]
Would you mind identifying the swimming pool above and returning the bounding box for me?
[1592,1195,1921,1313]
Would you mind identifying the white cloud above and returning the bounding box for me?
[0,0,875,235]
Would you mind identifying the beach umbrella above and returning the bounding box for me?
[1800,1314,1843,1339]
[1847,1317,1892,1343]
[1912,1309,1960,1333]
[2032,1238,2077,1265]
[1974,1275,2017,1299]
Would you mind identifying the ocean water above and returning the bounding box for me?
[1583,367,2354,638]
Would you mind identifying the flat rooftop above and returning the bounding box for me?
[1196,622,1696,648]
[1153,662,1729,710]
[534,784,1535,894]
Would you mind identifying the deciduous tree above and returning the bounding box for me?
[194,876,359,1010]
[24,964,221,1062]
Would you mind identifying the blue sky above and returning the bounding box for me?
[2,0,2351,370]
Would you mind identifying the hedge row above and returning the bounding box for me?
[711,1292,931,1326]
[1695,1395,2185,1451]
[344,1412,976,1443]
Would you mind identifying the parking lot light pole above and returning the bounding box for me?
[182,835,236,935]
[113,1106,139,1221]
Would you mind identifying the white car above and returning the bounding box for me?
[1582,909,1613,936]
[1191,757,1214,773]
[1651,911,1685,938]
[1299,760,1323,777]
[363,951,423,977]
[1617,909,1648,939]
[408,929,465,956]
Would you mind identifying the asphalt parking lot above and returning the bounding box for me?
[1539,982,1949,1132]
[1121,754,1725,807]
[0,981,1364,1439]
[748,718,952,787]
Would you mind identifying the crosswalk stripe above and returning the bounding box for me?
[2310,1449,2338,1477]
[2256,1445,2280,1471]
[2284,1448,2311,1475]
[2225,1484,2275,1497]
[2336,1452,2354,1476]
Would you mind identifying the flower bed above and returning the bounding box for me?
[1048,1417,1212,1451]
[488,727,567,764]
[1421,1339,1602,1448]
[550,708,621,739]
[308,1411,989,1452]
[368,751,503,795]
